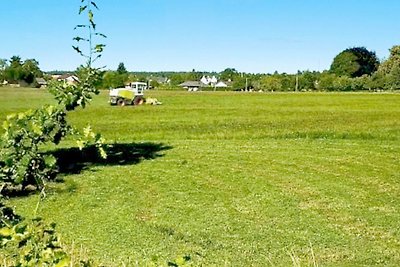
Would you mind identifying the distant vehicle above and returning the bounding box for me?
[109,82,146,106]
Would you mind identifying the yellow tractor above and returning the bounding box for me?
[109,82,146,106]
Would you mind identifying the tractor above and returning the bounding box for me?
[109,82,147,106]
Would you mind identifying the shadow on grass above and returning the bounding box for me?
[52,142,173,176]
[0,142,172,197]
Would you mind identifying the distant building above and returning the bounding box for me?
[200,76,209,85]
[57,74,79,85]
[179,81,204,91]
[200,75,218,86]
[215,81,229,88]
[149,76,170,84]
[35,77,47,88]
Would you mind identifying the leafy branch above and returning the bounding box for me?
[0,0,106,192]
[0,1,105,265]
[73,0,106,66]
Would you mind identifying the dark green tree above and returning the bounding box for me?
[22,59,43,84]
[4,56,24,83]
[298,71,319,90]
[330,47,379,77]
[117,62,128,74]
[9,56,22,68]
[23,59,42,76]
[220,68,239,81]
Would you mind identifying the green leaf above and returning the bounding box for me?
[46,105,55,115]
[88,10,94,22]
[4,157,13,167]
[93,54,102,62]
[95,44,105,53]
[91,1,99,10]
[79,5,87,14]
[17,112,26,120]
[2,120,9,130]
[95,32,107,38]
[72,46,83,55]
[43,155,57,168]
[6,114,16,121]
[73,36,88,42]
[77,140,85,150]
[14,223,28,234]
[55,257,71,267]
[31,123,43,136]
[83,125,93,138]
[74,24,87,30]
[99,147,107,159]
[0,227,13,237]
[88,10,96,30]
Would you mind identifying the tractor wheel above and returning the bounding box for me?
[134,96,144,105]
[117,98,125,106]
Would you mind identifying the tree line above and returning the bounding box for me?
[0,56,43,86]
[2,45,400,91]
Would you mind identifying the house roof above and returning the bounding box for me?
[58,74,79,81]
[58,74,72,79]
[150,76,169,83]
[35,78,47,84]
[179,81,204,87]
[215,81,227,87]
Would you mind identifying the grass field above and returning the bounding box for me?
[1,87,400,266]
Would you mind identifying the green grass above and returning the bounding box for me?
[1,87,400,266]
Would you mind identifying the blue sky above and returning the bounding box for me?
[2,0,400,73]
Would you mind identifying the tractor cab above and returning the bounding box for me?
[126,82,147,95]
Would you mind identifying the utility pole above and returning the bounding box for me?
[245,77,248,91]
[295,74,299,92]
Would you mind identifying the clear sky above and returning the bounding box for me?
[2,0,400,73]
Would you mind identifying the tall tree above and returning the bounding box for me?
[378,45,400,74]
[330,47,379,77]
[22,59,43,83]
[117,62,128,74]
[377,45,400,89]
[9,56,22,68]
[220,68,239,81]
[5,56,24,83]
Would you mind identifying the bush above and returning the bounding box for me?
[0,107,70,190]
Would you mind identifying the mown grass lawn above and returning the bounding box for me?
[1,87,400,266]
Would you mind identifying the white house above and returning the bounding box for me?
[200,76,209,85]
[57,74,79,85]
[215,81,229,88]
[200,75,218,86]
